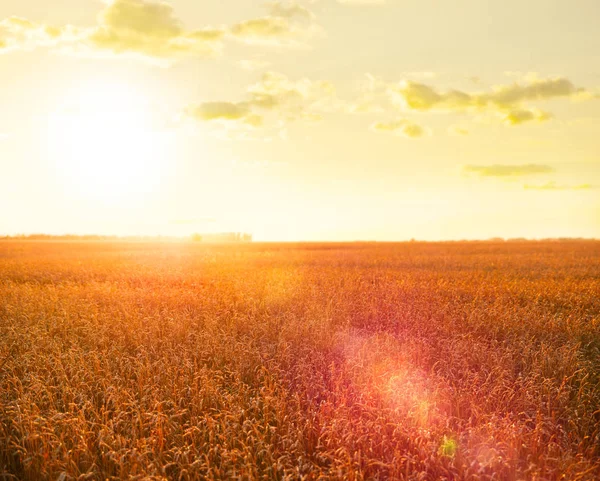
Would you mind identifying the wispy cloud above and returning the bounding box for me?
[448,125,469,136]
[524,182,596,191]
[463,164,555,178]
[185,71,340,137]
[391,77,587,112]
[222,0,320,47]
[370,76,596,127]
[267,2,315,20]
[371,118,428,138]
[247,71,338,115]
[0,16,85,54]
[185,102,263,128]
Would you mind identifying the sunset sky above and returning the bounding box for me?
[1,0,599,240]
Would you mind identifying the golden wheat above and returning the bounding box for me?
[0,240,599,480]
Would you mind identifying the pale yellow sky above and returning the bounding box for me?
[0,0,599,240]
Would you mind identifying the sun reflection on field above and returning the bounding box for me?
[336,330,448,430]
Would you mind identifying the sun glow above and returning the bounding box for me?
[48,79,169,205]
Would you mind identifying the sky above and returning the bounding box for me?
[0,0,599,241]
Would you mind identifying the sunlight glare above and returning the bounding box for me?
[48,79,169,205]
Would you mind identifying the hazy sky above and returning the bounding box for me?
[1,0,599,240]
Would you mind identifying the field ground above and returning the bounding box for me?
[0,240,599,480]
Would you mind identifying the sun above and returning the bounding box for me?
[48,79,169,205]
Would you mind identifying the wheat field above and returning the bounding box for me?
[0,240,599,480]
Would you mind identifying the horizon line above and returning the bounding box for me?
[1,234,599,244]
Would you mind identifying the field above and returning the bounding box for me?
[0,240,599,480]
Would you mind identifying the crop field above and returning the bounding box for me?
[0,240,599,480]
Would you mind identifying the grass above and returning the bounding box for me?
[0,240,599,480]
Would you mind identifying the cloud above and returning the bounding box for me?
[371,118,428,138]
[503,108,552,125]
[230,1,319,46]
[524,182,595,191]
[184,99,273,141]
[0,1,225,61]
[391,81,471,111]
[230,17,292,39]
[267,1,315,20]
[186,102,262,127]
[448,125,469,136]
[0,0,318,62]
[463,164,555,178]
[99,0,182,39]
[247,71,338,115]
[385,76,594,125]
[88,0,225,59]
[486,76,584,106]
[0,16,83,53]
[229,23,319,48]
[392,77,586,112]
[185,71,340,137]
